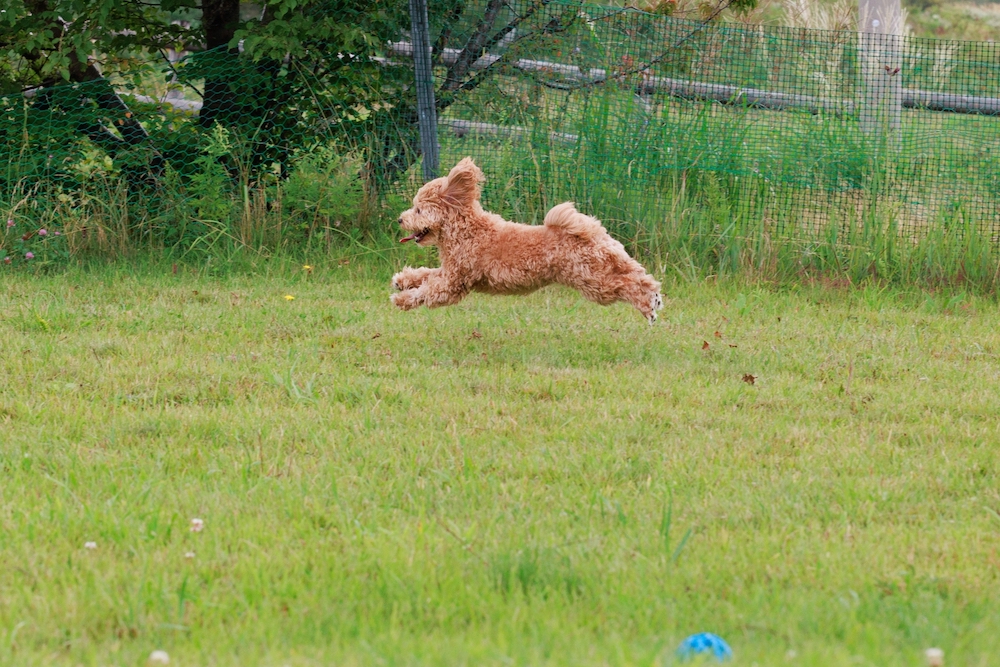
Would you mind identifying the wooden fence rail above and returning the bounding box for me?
[388,41,1000,116]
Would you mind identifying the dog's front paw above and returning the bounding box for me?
[392,267,433,292]
[391,289,422,311]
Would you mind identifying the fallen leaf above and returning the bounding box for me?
[714,331,722,338]
[470,330,482,339]
[371,332,381,339]
[702,341,710,350]
[729,344,738,348]
[742,374,756,385]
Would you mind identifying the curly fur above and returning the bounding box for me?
[391,157,664,324]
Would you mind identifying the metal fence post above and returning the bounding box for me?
[859,0,903,138]
[409,0,439,180]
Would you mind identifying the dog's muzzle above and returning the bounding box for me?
[400,228,430,244]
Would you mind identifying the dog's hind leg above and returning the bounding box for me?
[392,266,439,291]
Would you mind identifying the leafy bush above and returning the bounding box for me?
[282,146,366,235]
[1,124,373,269]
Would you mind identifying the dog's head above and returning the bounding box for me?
[397,157,485,246]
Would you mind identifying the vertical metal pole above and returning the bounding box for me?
[409,0,439,180]
[859,0,902,138]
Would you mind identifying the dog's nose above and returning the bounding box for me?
[397,217,403,225]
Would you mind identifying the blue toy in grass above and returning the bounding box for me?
[676,633,733,662]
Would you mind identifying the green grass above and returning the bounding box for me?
[905,0,1000,41]
[2,255,999,666]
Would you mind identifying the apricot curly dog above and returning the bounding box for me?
[391,157,664,324]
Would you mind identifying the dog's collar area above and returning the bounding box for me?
[399,228,431,244]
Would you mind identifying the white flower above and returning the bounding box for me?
[925,648,944,667]
[84,541,97,550]
[184,551,196,559]
[190,518,204,532]
[149,649,170,664]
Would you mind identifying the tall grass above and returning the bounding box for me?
[4,74,1000,290]
[437,78,1000,291]
[3,1,999,289]
[5,132,1000,292]
[1,133,390,269]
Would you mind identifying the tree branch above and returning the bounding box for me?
[467,0,739,96]
[576,0,738,87]
[434,0,565,108]
[442,0,504,92]
[478,0,551,54]
[432,1,466,63]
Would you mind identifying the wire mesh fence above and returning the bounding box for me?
[426,1,1000,242]
[2,0,999,264]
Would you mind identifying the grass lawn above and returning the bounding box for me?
[1,256,999,666]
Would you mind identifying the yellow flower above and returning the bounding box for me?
[284,295,295,301]
[303,264,313,273]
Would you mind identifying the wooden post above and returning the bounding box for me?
[859,0,903,138]
[409,0,439,180]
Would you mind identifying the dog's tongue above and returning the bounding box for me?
[399,234,417,243]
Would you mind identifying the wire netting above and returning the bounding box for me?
[432,1,1000,241]
[2,0,999,259]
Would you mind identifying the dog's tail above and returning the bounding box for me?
[543,202,605,240]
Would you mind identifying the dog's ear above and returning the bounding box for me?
[442,157,485,207]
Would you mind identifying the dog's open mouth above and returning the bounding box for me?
[399,228,430,244]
